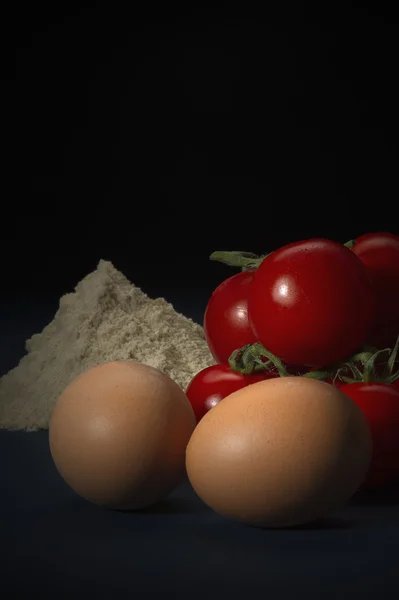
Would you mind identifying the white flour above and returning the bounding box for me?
[0,260,215,431]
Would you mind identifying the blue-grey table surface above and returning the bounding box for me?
[2,295,399,600]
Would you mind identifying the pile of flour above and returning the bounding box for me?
[0,260,215,431]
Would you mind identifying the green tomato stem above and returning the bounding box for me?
[228,342,289,376]
[210,251,266,270]
[302,369,334,381]
[251,342,289,377]
[385,334,399,376]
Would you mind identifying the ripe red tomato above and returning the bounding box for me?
[248,238,375,367]
[185,364,272,423]
[350,232,399,349]
[338,382,399,488]
[204,271,257,364]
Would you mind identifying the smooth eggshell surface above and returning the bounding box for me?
[186,376,372,528]
[49,361,196,510]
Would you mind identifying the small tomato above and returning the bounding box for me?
[338,382,399,488]
[350,231,399,349]
[185,364,274,423]
[248,238,375,367]
[204,271,257,364]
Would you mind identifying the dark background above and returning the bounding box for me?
[3,1,399,306]
[2,4,399,598]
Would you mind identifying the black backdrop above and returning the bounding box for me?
[3,1,399,301]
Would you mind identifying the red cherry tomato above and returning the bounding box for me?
[350,232,399,349]
[338,382,399,488]
[204,271,257,364]
[248,238,375,367]
[185,364,273,423]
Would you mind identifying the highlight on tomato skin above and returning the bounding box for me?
[185,364,275,423]
[350,232,399,350]
[203,271,257,365]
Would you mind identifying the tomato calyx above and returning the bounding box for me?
[211,240,356,272]
[333,335,399,385]
[228,341,336,380]
[210,251,266,271]
[229,342,287,376]
[228,334,399,386]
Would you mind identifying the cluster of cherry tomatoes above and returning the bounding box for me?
[186,232,399,489]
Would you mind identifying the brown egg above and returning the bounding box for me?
[49,361,196,510]
[186,376,372,528]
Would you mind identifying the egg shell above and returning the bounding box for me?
[186,376,373,528]
[49,360,196,510]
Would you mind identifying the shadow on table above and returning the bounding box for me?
[138,503,354,530]
[127,495,210,516]
[350,480,399,506]
[286,516,353,530]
